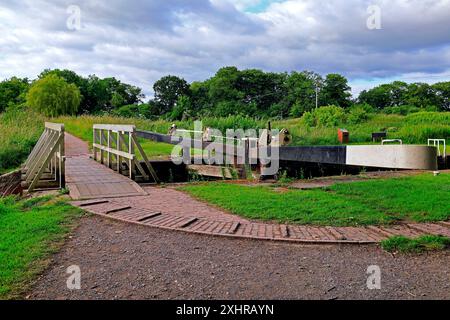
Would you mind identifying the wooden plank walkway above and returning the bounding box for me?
[65,134,147,200]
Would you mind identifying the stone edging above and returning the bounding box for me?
[72,198,450,245]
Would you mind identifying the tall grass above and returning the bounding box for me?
[274,113,450,147]
[404,112,450,125]
[0,108,44,173]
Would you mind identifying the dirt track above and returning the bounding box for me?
[29,216,450,300]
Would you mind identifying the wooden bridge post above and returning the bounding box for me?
[100,128,104,164]
[107,130,111,168]
[129,130,135,180]
[117,131,121,174]
[59,124,65,188]
[93,128,97,161]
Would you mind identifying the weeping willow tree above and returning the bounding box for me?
[26,74,80,117]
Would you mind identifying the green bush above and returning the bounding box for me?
[289,102,305,118]
[347,104,371,124]
[169,95,192,121]
[113,104,140,118]
[300,105,346,127]
[0,77,30,113]
[300,111,315,127]
[113,104,152,119]
[26,74,80,117]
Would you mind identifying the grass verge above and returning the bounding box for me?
[180,173,450,226]
[381,235,450,253]
[0,195,84,299]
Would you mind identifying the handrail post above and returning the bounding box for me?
[117,131,121,174]
[59,124,65,189]
[93,128,97,161]
[99,129,104,164]
[107,130,111,168]
[129,129,135,179]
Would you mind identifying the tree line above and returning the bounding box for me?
[0,67,449,119]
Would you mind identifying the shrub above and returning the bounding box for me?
[26,74,80,117]
[0,77,30,113]
[113,104,152,119]
[169,95,192,121]
[347,105,370,124]
[300,105,346,127]
[113,104,140,118]
[300,111,315,126]
[290,102,305,118]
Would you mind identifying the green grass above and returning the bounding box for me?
[180,173,450,226]
[0,195,83,299]
[330,174,450,222]
[381,235,450,253]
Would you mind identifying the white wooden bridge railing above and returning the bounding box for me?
[22,122,65,192]
[93,124,159,183]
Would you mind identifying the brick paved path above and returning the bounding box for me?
[71,189,450,244]
[66,134,450,244]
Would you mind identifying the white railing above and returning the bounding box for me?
[22,122,65,192]
[428,139,446,157]
[93,124,159,182]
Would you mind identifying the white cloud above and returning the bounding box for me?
[0,0,449,97]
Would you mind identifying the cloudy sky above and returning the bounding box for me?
[1,0,449,97]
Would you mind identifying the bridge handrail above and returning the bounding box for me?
[22,122,65,192]
[93,124,159,183]
[93,124,136,132]
[428,139,446,157]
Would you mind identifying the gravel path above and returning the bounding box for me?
[29,216,450,300]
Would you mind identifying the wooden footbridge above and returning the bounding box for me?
[22,123,160,199]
